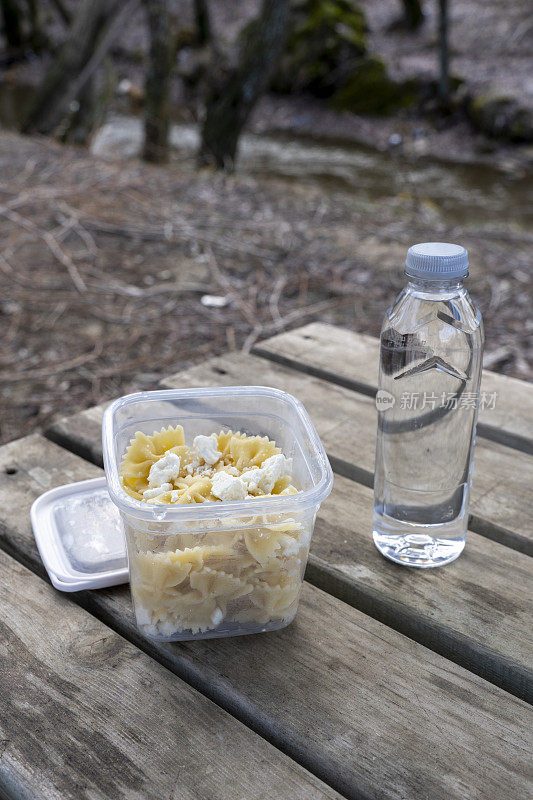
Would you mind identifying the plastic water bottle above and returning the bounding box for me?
[373,243,484,567]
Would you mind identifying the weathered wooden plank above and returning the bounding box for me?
[48,357,533,554]
[39,415,533,699]
[41,374,533,694]
[161,353,533,554]
[253,322,533,455]
[0,557,337,800]
[46,402,107,467]
[0,435,531,800]
[308,474,533,701]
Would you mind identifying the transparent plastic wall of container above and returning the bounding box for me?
[102,387,333,641]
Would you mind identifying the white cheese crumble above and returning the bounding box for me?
[223,466,239,476]
[210,471,247,501]
[135,605,152,626]
[239,466,262,494]
[211,607,223,626]
[241,454,292,495]
[193,434,221,465]
[148,452,181,488]
[279,534,300,556]
[197,464,215,477]
[260,454,293,493]
[143,483,172,499]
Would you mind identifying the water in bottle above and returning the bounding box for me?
[373,242,484,567]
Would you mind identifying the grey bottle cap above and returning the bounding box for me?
[405,242,468,280]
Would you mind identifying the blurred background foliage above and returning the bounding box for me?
[2,0,532,163]
[0,1,531,443]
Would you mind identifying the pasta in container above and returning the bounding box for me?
[102,387,333,641]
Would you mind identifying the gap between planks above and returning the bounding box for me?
[323,453,531,557]
[252,345,533,456]
[252,322,533,456]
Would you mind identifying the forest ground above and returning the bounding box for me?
[0,0,531,443]
[0,129,530,444]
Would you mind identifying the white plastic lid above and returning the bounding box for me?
[31,477,128,592]
[405,242,469,280]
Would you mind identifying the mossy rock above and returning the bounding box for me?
[468,94,533,142]
[331,56,418,114]
[272,0,367,96]
[272,1,416,115]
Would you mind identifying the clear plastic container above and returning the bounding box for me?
[102,386,333,641]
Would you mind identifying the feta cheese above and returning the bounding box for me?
[197,464,215,477]
[279,534,300,556]
[135,605,152,626]
[241,454,292,495]
[143,483,172,499]
[260,454,292,493]
[211,607,223,626]
[240,466,262,494]
[158,620,180,637]
[210,471,247,501]
[223,465,239,476]
[193,434,221,465]
[148,452,181,488]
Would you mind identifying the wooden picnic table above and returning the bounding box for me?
[0,323,531,800]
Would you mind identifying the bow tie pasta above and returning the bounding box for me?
[119,426,310,639]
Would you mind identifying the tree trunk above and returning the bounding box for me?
[61,60,115,146]
[25,0,46,52]
[194,0,210,45]
[22,0,138,136]
[1,0,24,48]
[49,0,70,25]
[198,0,290,170]
[401,0,423,30]
[438,0,449,104]
[142,0,173,163]
[60,75,98,145]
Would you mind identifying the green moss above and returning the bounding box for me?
[331,57,417,114]
[273,1,417,115]
[272,0,367,96]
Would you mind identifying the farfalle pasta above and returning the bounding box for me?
[119,426,311,639]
